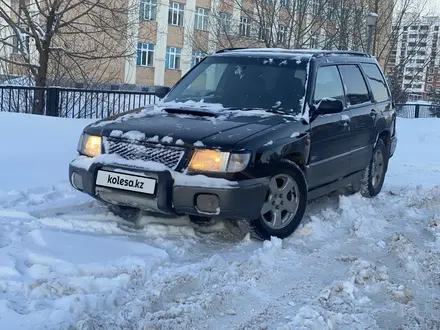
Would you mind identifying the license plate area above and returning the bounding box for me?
[96,170,156,195]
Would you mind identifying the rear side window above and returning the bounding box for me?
[314,65,345,103]
[337,65,370,106]
[360,63,390,102]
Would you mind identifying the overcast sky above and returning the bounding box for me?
[426,0,439,14]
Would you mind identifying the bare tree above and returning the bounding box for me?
[0,0,146,114]
[188,0,331,55]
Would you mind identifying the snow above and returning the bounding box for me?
[121,130,145,141]
[146,135,159,143]
[263,140,273,146]
[291,132,300,138]
[161,136,173,144]
[193,140,205,147]
[1,113,440,329]
[341,114,350,121]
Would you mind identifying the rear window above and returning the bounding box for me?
[360,63,390,103]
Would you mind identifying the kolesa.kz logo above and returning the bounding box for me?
[107,174,144,189]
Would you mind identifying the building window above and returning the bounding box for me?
[168,2,184,26]
[258,23,271,41]
[218,12,231,34]
[277,25,287,44]
[195,7,209,31]
[280,0,290,8]
[239,16,250,37]
[139,0,157,20]
[192,50,206,67]
[166,46,181,69]
[136,42,155,67]
[311,0,319,15]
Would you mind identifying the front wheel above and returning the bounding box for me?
[251,160,308,240]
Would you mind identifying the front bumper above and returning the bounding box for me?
[69,157,269,220]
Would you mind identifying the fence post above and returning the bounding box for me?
[414,104,420,118]
[46,87,60,117]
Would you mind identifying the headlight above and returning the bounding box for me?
[187,149,251,173]
[77,133,102,157]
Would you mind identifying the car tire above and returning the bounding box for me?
[188,214,213,226]
[358,138,389,198]
[108,205,140,220]
[251,159,308,240]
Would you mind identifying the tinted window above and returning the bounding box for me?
[314,66,344,103]
[338,65,370,106]
[360,63,390,102]
[164,57,307,115]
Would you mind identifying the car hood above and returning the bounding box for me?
[84,104,296,149]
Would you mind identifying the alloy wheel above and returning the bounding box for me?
[260,174,300,230]
[371,149,384,189]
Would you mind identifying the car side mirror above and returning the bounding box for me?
[316,98,344,115]
[154,86,171,99]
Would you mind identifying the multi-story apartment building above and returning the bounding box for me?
[1,0,393,87]
[387,15,440,101]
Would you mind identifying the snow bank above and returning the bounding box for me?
[0,112,94,190]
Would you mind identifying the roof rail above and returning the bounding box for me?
[312,50,371,58]
[214,48,371,58]
[215,47,248,54]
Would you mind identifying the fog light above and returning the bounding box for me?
[71,172,83,190]
[196,194,220,214]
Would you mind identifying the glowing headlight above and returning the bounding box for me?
[188,149,251,173]
[77,133,102,157]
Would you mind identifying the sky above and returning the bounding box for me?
[425,0,439,14]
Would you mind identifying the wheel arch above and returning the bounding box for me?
[283,152,307,172]
[375,129,391,155]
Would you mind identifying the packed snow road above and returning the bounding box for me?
[0,112,439,330]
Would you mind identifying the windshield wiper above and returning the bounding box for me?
[164,107,218,117]
[227,107,285,114]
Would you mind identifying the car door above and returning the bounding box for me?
[307,65,353,189]
[337,64,375,173]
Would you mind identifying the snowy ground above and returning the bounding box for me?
[0,112,440,330]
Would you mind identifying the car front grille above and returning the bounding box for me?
[104,138,185,170]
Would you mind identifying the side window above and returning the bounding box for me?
[360,63,390,102]
[338,65,370,106]
[314,65,345,104]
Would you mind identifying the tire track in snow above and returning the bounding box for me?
[0,185,440,329]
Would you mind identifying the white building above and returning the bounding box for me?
[389,15,440,100]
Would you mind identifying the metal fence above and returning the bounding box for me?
[395,103,440,118]
[0,86,159,119]
[1,85,439,120]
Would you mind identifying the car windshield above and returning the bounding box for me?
[162,56,308,115]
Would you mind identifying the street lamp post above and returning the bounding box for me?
[366,12,378,55]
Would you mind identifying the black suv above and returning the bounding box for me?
[69,48,397,239]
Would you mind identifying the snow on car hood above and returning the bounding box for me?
[85,101,297,149]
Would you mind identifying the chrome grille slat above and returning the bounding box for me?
[104,138,185,170]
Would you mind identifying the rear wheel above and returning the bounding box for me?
[251,160,308,240]
[353,138,389,198]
